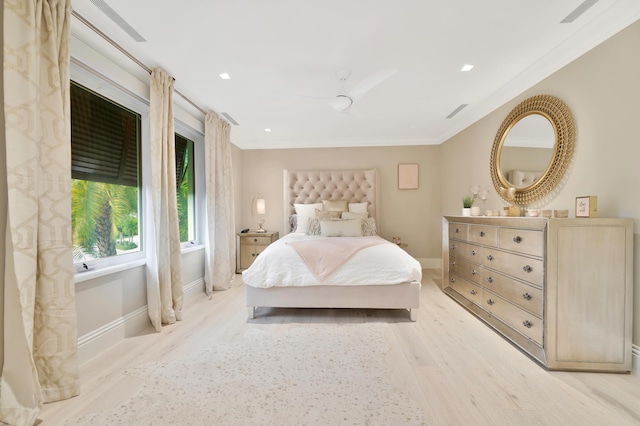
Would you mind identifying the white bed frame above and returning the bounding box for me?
[245,168,420,321]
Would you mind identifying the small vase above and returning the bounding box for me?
[462,208,471,216]
[471,206,481,216]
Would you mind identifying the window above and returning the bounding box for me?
[70,81,141,262]
[175,133,195,242]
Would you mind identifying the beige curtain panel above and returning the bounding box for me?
[1,1,80,424]
[204,112,235,292]
[146,68,184,331]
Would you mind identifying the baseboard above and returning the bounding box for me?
[77,305,150,365]
[417,258,441,269]
[77,277,205,365]
[184,278,205,301]
[632,344,640,377]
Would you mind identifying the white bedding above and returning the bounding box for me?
[242,233,422,289]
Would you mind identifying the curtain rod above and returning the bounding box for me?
[71,10,208,116]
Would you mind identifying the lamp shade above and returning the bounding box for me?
[256,197,266,215]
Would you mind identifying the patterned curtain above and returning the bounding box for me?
[204,112,235,292]
[146,68,184,331]
[1,1,79,424]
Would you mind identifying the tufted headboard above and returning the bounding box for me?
[283,169,380,235]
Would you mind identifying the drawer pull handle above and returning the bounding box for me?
[470,269,477,275]
[523,320,533,328]
[486,254,494,261]
[470,250,477,256]
[522,292,532,300]
[451,244,456,250]
[455,228,460,234]
[470,289,477,295]
[253,238,258,242]
[450,261,456,266]
[450,277,456,283]
[486,299,495,305]
[523,265,533,273]
[479,231,485,237]
[251,253,256,257]
[513,236,522,243]
[486,276,494,283]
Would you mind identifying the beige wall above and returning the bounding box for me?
[440,20,640,344]
[237,146,442,261]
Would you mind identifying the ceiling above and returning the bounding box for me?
[70,0,640,150]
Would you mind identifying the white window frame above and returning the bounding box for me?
[174,119,205,252]
[71,60,149,278]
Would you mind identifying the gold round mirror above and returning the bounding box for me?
[490,95,575,205]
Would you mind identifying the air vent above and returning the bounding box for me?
[221,112,239,126]
[446,104,468,119]
[561,0,599,23]
[89,0,146,42]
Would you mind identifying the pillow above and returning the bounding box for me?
[320,218,363,237]
[361,218,377,236]
[315,209,342,220]
[348,202,368,213]
[322,199,348,212]
[342,211,368,220]
[306,218,322,236]
[294,203,322,233]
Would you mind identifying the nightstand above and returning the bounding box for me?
[236,231,279,273]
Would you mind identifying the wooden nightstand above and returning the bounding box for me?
[236,231,279,273]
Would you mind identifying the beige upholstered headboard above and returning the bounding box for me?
[283,169,379,235]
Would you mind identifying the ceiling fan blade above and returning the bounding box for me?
[296,94,353,112]
[348,68,398,103]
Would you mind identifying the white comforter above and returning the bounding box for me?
[242,233,422,288]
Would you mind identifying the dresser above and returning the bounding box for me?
[442,216,633,372]
[236,231,279,273]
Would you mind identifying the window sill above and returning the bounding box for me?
[73,245,204,284]
[74,259,146,284]
[181,243,205,254]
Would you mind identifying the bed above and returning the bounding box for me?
[242,169,422,321]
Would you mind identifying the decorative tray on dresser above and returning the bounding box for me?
[442,216,633,372]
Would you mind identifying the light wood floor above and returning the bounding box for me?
[40,270,640,425]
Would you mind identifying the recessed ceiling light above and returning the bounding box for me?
[264,128,271,132]
[461,64,474,72]
[219,73,231,80]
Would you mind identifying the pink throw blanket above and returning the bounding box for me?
[287,237,389,281]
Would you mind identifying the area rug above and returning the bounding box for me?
[65,323,428,425]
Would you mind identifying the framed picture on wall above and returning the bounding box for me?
[398,163,419,189]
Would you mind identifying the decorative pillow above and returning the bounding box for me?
[342,211,368,219]
[306,218,322,236]
[315,209,342,220]
[294,203,322,233]
[320,218,363,237]
[322,199,348,212]
[361,218,377,236]
[348,202,368,213]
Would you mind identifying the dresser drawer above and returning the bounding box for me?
[483,248,544,286]
[449,257,482,285]
[449,240,482,264]
[449,275,483,306]
[483,292,543,345]
[499,228,544,257]
[449,223,469,240]
[240,235,274,246]
[483,270,543,317]
[469,224,498,247]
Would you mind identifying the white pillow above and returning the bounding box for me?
[342,211,368,219]
[294,203,322,233]
[320,218,363,237]
[348,202,368,213]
